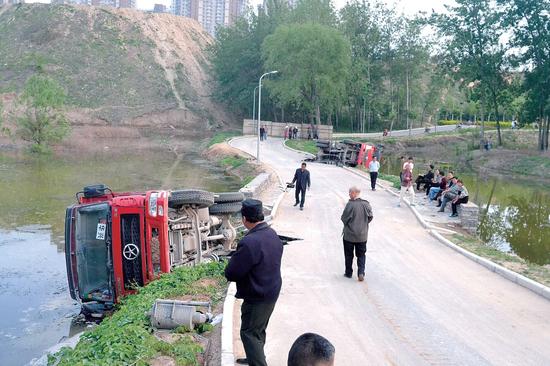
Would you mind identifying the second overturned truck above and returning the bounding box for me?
[314,139,382,167]
[65,184,244,315]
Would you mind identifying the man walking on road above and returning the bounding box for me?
[292,162,311,211]
[341,187,373,281]
[368,156,380,191]
[225,199,284,366]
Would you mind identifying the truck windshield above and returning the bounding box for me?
[75,203,112,301]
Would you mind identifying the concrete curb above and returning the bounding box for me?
[220,282,237,365]
[429,230,550,301]
[343,166,550,302]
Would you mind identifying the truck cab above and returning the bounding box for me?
[65,184,241,315]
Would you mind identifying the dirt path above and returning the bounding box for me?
[230,137,550,366]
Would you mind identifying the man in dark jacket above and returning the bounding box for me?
[292,162,311,210]
[340,187,373,281]
[225,199,283,366]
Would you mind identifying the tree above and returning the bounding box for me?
[434,0,508,145]
[287,0,337,27]
[210,3,289,119]
[500,0,550,150]
[17,75,69,153]
[262,23,351,125]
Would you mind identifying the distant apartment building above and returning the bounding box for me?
[172,0,247,36]
[153,3,167,13]
[0,0,24,5]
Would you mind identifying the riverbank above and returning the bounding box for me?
[362,128,550,182]
[286,139,550,290]
[49,263,226,366]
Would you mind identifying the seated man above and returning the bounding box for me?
[428,170,446,201]
[450,180,469,217]
[288,333,335,366]
[434,171,454,202]
[437,177,460,212]
[425,169,442,196]
[415,164,434,191]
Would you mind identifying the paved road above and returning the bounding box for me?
[333,124,473,139]
[230,137,550,366]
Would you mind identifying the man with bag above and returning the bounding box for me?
[225,199,284,366]
[341,186,373,281]
[291,162,311,210]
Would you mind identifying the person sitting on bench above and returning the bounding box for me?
[450,180,469,217]
[415,164,434,191]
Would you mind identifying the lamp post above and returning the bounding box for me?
[252,85,259,135]
[257,70,278,162]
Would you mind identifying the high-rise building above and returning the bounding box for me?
[172,0,247,36]
[153,3,167,13]
[0,0,25,5]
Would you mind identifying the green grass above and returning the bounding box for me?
[378,173,401,189]
[49,262,227,366]
[449,234,550,287]
[508,156,550,175]
[220,155,246,169]
[207,131,241,147]
[284,140,318,155]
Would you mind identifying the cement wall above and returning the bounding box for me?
[242,119,333,140]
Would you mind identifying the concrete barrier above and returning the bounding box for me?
[242,119,333,140]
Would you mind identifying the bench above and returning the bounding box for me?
[459,201,479,235]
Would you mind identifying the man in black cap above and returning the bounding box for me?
[225,198,284,366]
[292,162,311,210]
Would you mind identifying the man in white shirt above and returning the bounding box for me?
[368,156,380,191]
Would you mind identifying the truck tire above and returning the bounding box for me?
[169,189,215,209]
[209,202,243,215]
[214,192,245,203]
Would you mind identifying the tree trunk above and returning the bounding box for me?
[544,116,550,150]
[493,100,502,146]
[315,104,321,125]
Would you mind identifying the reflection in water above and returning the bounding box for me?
[0,151,241,365]
[480,192,550,265]
[380,154,550,265]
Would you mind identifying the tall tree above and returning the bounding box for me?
[210,3,289,118]
[262,23,351,125]
[434,0,508,145]
[500,0,550,150]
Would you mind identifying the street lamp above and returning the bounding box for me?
[252,85,259,135]
[257,70,278,162]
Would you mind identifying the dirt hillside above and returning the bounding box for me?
[0,4,235,152]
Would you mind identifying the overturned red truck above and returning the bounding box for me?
[65,184,243,315]
[314,139,382,167]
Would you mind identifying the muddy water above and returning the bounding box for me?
[381,156,550,265]
[0,151,241,366]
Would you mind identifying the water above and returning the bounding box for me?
[0,151,241,366]
[381,156,550,265]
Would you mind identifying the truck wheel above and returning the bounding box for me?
[169,189,215,209]
[214,192,245,203]
[209,202,243,215]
